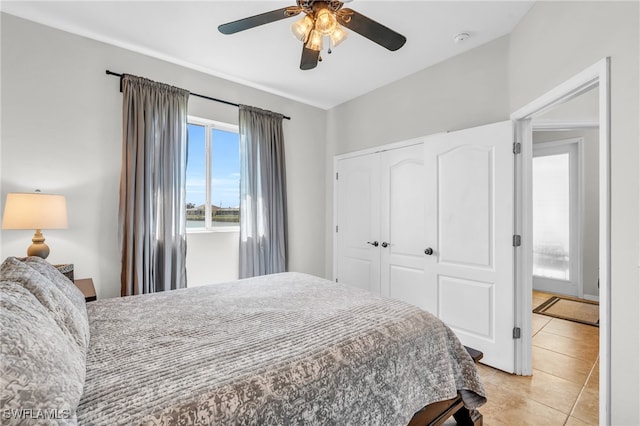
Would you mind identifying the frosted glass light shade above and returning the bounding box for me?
[305,29,323,51]
[290,15,314,42]
[2,193,68,230]
[329,25,348,47]
[314,8,337,35]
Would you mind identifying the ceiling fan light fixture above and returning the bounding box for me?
[217,1,407,71]
[290,14,314,42]
[329,24,348,48]
[305,29,324,51]
[314,8,338,36]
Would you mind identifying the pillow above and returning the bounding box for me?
[23,257,87,318]
[0,257,89,353]
[0,280,85,424]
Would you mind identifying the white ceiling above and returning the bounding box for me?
[1,1,534,109]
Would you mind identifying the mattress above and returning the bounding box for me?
[77,272,485,425]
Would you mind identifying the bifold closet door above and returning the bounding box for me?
[335,153,381,294]
[337,122,515,372]
[423,121,515,373]
[379,144,430,311]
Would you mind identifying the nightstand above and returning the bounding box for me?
[74,278,96,302]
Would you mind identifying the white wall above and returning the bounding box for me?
[1,13,328,299]
[509,2,639,422]
[325,1,639,423]
[186,231,239,287]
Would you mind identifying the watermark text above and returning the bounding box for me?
[2,408,72,420]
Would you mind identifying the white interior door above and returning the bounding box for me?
[336,154,381,294]
[379,144,430,310]
[424,121,515,372]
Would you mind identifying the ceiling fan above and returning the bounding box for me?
[218,0,407,70]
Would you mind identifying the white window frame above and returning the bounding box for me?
[532,137,583,297]
[187,115,240,233]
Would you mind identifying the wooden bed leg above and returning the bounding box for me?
[452,406,483,426]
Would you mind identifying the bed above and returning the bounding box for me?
[1,256,486,425]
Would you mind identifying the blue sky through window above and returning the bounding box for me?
[186,124,240,209]
[211,128,240,208]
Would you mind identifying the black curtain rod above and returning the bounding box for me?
[105,70,291,120]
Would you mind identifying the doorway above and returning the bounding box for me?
[511,58,610,423]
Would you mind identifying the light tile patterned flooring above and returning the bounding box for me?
[472,291,600,426]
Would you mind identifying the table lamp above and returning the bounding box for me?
[2,192,68,259]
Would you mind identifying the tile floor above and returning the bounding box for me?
[468,291,600,426]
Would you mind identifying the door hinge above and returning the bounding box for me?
[513,142,522,154]
[336,172,339,180]
[513,327,521,339]
[335,278,338,283]
[513,235,521,247]
[336,225,338,233]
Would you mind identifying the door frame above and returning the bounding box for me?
[511,58,610,423]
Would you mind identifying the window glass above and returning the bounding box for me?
[210,128,240,227]
[532,153,571,280]
[186,124,206,229]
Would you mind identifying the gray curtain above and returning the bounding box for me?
[119,74,189,296]
[239,105,288,278]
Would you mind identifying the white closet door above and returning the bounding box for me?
[379,144,431,311]
[336,153,381,294]
[424,121,515,373]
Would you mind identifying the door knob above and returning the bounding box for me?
[367,241,379,247]
[381,242,389,248]
[424,248,434,255]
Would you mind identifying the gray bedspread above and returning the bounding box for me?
[78,272,485,425]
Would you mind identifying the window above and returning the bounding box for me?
[532,140,580,283]
[532,153,571,279]
[186,117,240,231]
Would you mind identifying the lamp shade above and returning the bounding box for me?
[291,15,314,42]
[314,8,337,36]
[305,29,324,52]
[2,193,68,230]
[330,25,348,48]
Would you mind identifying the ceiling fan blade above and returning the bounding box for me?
[337,8,406,51]
[300,46,320,70]
[218,7,300,35]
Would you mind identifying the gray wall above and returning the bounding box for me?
[0,13,328,299]
[326,1,639,423]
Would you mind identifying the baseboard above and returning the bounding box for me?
[582,294,599,302]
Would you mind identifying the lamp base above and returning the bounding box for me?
[27,229,50,259]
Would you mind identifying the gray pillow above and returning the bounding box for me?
[0,279,85,424]
[23,257,88,322]
[1,257,89,352]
